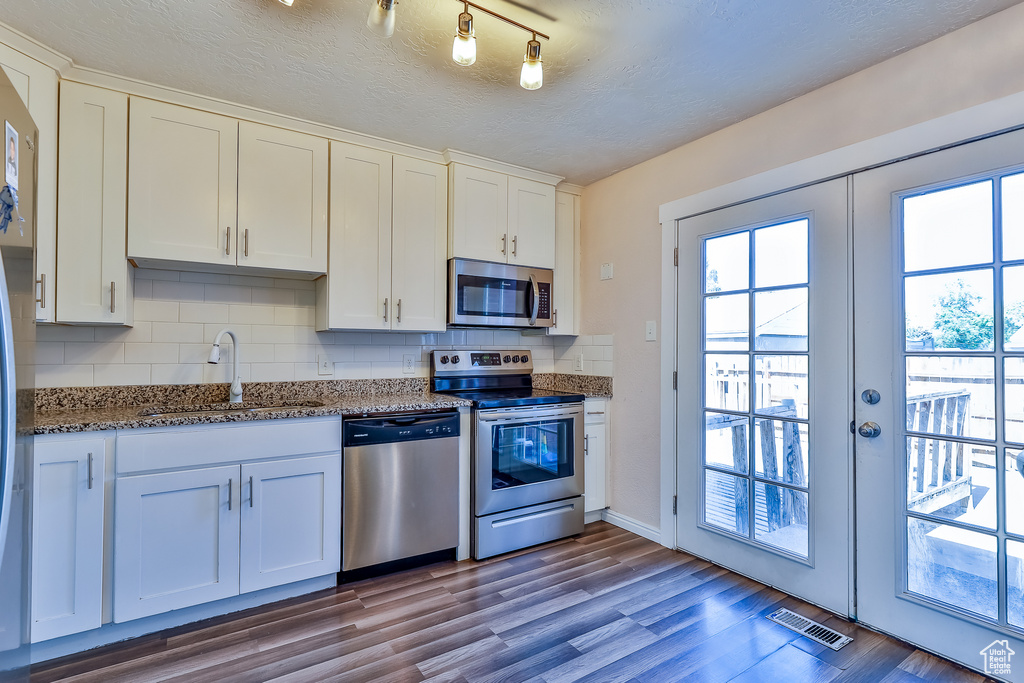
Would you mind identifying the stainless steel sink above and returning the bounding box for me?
[138,400,325,418]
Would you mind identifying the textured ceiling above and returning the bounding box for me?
[0,0,1021,185]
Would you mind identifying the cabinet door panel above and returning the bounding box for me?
[549,191,579,335]
[0,46,57,322]
[508,177,556,269]
[319,142,392,331]
[31,438,105,642]
[237,122,327,273]
[240,455,340,593]
[392,156,447,332]
[114,466,239,622]
[56,82,130,325]
[127,98,237,266]
[449,164,508,263]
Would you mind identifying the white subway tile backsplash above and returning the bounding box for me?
[35,269,615,388]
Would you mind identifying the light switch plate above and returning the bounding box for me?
[600,263,614,280]
[317,354,332,375]
[403,354,416,374]
[645,320,657,341]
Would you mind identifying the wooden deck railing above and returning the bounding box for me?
[905,389,972,514]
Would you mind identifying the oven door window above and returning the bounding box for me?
[491,417,574,489]
[458,274,531,319]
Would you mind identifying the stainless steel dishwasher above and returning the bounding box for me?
[342,411,460,572]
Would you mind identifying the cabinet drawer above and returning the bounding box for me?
[116,417,342,474]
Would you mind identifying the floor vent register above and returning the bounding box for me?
[767,608,853,651]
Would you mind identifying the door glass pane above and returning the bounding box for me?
[906,437,994,529]
[905,270,994,352]
[754,355,808,419]
[1008,359,1024,445]
[704,412,749,474]
[755,482,808,557]
[755,418,809,486]
[705,293,749,351]
[1003,173,1024,262]
[906,356,995,441]
[903,180,993,272]
[1008,539,1024,628]
[704,469,748,536]
[1005,265,1024,351]
[705,232,749,293]
[492,418,573,489]
[1006,448,1024,537]
[754,219,808,288]
[704,354,748,412]
[907,517,997,619]
[754,287,807,352]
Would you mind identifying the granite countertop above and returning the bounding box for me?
[33,375,612,435]
[34,392,472,434]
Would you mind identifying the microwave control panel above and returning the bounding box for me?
[537,282,551,320]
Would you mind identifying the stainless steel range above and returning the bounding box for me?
[430,350,586,559]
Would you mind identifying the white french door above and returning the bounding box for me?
[854,128,1024,679]
[675,178,853,616]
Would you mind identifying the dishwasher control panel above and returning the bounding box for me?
[343,412,460,447]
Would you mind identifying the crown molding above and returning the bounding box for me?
[443,149,564,185]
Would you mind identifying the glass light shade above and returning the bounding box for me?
[452,34,476,66]
[366,1,395,38]
[520,58,543,90]
[278,0,294,5]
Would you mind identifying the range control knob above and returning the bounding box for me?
[521,354,529,363]
[512,355,521,363]
[451,355,461,364]
[503,355,512,363]
[439,355,450,365]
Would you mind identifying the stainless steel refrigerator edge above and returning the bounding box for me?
[0,66,36,683]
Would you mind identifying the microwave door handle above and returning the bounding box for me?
[529,273,539,325]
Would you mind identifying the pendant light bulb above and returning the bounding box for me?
[452,10,476,66]
[367,0,396,38]
[520,38,543,90]
[278,0,294,6]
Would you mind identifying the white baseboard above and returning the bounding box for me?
[599,509,662,544]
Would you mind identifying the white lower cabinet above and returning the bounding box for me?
[30,435,108,642]
[584,399,608,514]
[113,418,342,623]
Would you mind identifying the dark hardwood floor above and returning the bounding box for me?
[31,522,993,682]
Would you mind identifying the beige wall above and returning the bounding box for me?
[581,2,1024,529]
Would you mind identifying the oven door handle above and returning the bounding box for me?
[476,407,582,423]
[529,273,539,326]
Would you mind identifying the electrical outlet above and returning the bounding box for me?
[403,354,416,374]
[645,320,657,341]
[317,354,332,376]
[574,353,583,372]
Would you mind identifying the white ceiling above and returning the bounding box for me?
[1,0,1021,185]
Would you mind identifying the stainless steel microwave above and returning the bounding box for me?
[448,258,553,328]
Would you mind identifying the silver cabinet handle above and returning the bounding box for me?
[228,478,233,511]
[586,411,604,415]
[396,299,402,323]
[553,309,558,327]
[249,475,254,508]
[528,273,539,326]
[110,281,116,314]
[87,452,94,490]
[501,235,507,255]
[35,274,45,308]
[244,229,249,257]
[512,235,518,256]
[383,297,389,323]
[225,227,231,255]
[584,434,589,455]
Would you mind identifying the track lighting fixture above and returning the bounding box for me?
[367,0,397,38]
[448,0,549,89]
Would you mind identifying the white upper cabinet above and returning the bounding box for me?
[56,81,132,326]
[448,162,556,270]
[0,46,57,322]
[127,98,327,276]
[449,164,508,263]
[548,190,581,335]
[317,142,447,332]
[237,122,327,273]
[508,176,556,269]
[128,98,237,268]
[390,154,448,332]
